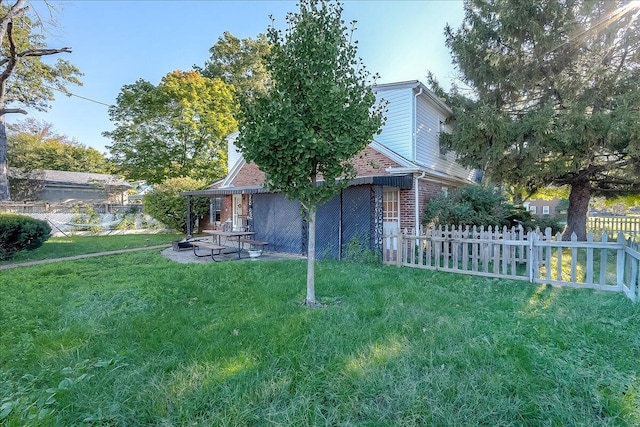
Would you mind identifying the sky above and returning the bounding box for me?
[14,0,466,154]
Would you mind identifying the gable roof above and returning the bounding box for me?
[8,168,132,189]
[373,80,453,116]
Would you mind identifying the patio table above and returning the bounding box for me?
[202,229,256,259]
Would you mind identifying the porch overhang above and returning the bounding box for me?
[180,185,269,197]
[180,174,414,198]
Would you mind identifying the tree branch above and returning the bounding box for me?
[0,21,19,96]
[18,47,73,58]
[0,108,27,115]
[0,0,28,46]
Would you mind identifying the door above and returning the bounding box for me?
[383,187,400,250]
[232,194,243,230]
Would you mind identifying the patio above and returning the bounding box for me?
[161,246,304,264]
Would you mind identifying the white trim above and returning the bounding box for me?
[369,140,415,169]
[373,80,453,116]
[221,157,246,188]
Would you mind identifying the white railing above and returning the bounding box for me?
[383,225,640,301]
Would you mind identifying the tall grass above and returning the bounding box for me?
[1,252,639,426]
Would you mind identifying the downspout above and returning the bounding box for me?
[413,86,423,161]
[413,85,424,236]
[414,171,425,236]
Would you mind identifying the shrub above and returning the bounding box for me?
[0,214,51,260]
[70,202,101,232]
[143,177,210,233]
[422,184,533,229]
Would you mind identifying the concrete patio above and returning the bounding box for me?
[161,246,304,264]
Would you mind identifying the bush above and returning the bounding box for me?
[143,177,210,233]
[422,184,533,229]
[0,214,51,260]
[70,202,101,232]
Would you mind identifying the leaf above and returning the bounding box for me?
[57,378,73,390]
[0,401,15,420]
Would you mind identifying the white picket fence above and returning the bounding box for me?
[383,225,640,301]
[588,216,640,239]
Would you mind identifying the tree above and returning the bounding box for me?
[200,31,271,102]
[143,177,209,233]
[0,0,82,200]
[7,167,43,200]
[8,118,112,173]
[105,70,236,185]
[440,0,640,240]
[236,0,384,306]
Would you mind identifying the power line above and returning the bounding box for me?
[47,85,112,107]
[16,57,113,108]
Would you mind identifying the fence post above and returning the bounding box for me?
[396,231,403,267]
[617,233,626,291]
[528,232,539,283]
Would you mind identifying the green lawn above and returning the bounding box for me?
[1,249,639,426]
[0,233,183,265]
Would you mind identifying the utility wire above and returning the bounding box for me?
[15,56,113,108]
[49,85,112,107]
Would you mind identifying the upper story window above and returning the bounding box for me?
[542,205,550,215]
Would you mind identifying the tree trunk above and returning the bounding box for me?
[0,112,10,201]
[563,179,590,241]
[305,208,316,306]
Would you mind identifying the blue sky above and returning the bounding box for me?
[15,0,465,154]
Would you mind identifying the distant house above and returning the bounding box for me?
[523,198,565,216]
[9,168,132,205]
[183,80,476,258]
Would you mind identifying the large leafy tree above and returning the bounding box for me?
[8,119,112,173]
[200,31,271,101]
[440,0,640,240]
[236,0,384,306]
[0,0,82,201]
[143,177,210,234]
[104,70,237,185]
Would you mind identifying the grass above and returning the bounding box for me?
[1,248,639,425]
[0,233,183,265]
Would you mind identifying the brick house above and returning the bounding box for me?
[183,80,476,258]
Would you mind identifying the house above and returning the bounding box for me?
[183,80,476,258]
[523,198,565,217]
[8,168,132,205]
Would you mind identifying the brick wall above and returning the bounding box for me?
[230,145,402,186]
[399,179,453,230]
[349,146,403,176]
[231,162,265,187]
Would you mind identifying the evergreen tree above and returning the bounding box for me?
[441,0,640,240]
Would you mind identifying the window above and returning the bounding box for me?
[529,205,537,214]
[542,205,550,215]
[383,188,399,224]
[210,197,222,224]
[441,186,448,197]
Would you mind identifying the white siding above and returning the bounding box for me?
[415,96,476,182]
[226,132,243,171]
[374,88,413,160]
